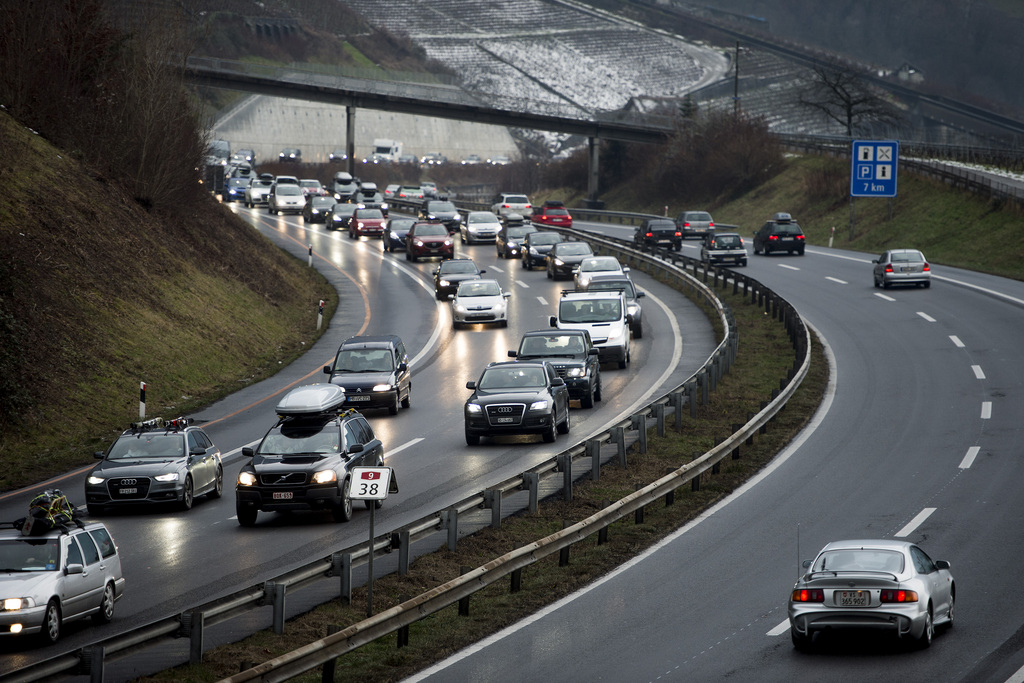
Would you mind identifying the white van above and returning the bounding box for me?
[550,291,630,368]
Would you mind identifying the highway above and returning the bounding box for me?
[413,226,1024,683]
[0,206,716,678]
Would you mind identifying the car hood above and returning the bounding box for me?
[554,254,591,264]
[250,454,337,470]
[92,458,183,477]
[470,388,548,404]
[453,295,505,308]
[0,571,61,599]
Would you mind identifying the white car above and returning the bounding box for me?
[491,193,532,219]
[461,211,502,244]
[268,183,305,215]
[550,291,630,368]
[573,256,629,291]
[449,279,511,329]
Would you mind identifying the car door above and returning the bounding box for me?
[61,532,105,621]
[188,430,215,493]
[911,545,952,620]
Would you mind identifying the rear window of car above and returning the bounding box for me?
[686,212,712,221]
[891,251,924,262]
[772,224,802,235]
[543,208,569,216]
[645,220,675,230]
[504,195,529,204]
[530,233,561,245]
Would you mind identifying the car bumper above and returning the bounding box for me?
[706,251,747,265]
[789,603,927,640]
[236,485,342,512]
[85,480,186,506]
[883,273,930,286]
[467,229,498,242]
[338,389,397,410]
[595,343,627,364]
[454,309,506,323]
[0,604,47,636]
[464,413,555,436]
[411,245,453,259]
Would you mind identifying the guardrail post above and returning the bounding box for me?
[687,381,697,418]
[81,644,104,683]
[322,625,341,681]
[588,439,602,481]
[523,471,540,513]
[559,520,571,566]
[335,552,352,604]
[665,468,676,506]
[272,582,286,635]
[634,484,645,524]
[669,391,684,431]
[701,369,710,405]
[630,413,648,453]
[458,566,471,616]
[444,507,459,551]
[511,568,522,593]
[732,425,743,459]
[484,489,502,529]
[612,426,626,466]
[188,611,204,664]
[395,530,410,575]
[654,403,666,436]
[710,357,719,392]
[558,453,573,501]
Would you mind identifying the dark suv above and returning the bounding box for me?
[509,330,602,408]
[634,218,682,251]
[418,200,462,234]
[235,384,385,526]
[323,335,411,414]
[753,212,805,256]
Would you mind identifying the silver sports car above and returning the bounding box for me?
[788,539,954,650]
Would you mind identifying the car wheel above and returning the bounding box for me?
[916,608,934,649]
[791,629,812,652]
[333,478,354,523]
[86,504,105,516]
[944,591,955,630]
[500,319,508,328]
[93,582,115,624]
[179,476,194,511]
[741,260,748,267]
[411,254,418,262]
[465,431,480,446]
[542,420,557,443]
[924,281,931,289]
[405,251,411,260]
[208,466,223,499]
[874,276,880,288]
[453,320,462,330]
[236,503,257,527]
[581,384,595,409]
[618,356,627,369]
[41,600,61,644]
[460,233,466,244]
[882,280,891,289]
[557,406,570,435]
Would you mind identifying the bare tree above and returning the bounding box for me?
[799,59,901,136]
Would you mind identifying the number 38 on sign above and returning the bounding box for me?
[348,466,396,501]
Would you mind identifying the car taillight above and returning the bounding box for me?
[795,234,805,241]
[791,589,824,603]
[880,589,918,603]
[709,221,715,228]
[645,232,654,238]
[768,235,779,241]
[674,231,681,237]
[884,264,894,273]
[683,222,691,227]
[923,263,930,271]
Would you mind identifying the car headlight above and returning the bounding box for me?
[154,472,179,482]
[312,470,337,485]
[311,208,320,214]
[627,304,639,316]
[529,400,550,411]
[238,471,257,486]
[455,304,467,314]
[554,259,565,266]
[414,239,424,247]
[372,383,393,392]
[87,475,104,485]
[565,367,585,378]
[440,279,451,287]
[444,238,453,246]
[3,597,32,611]
[466,403,482,414]
[357,222,365,229]
[380,202,388,211]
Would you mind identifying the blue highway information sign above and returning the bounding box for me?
[850,140,899,197]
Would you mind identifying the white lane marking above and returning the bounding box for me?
[778,264,800,271]
[972,365,986,379]
[917,312,936,322]
[982,402,992,419]
[874,293,896,301]
[490,265,504,273]
[895,508,937,537]
[389,437,424,458]
[959,446,980,469]
[1006,662,1024,683]
[766,620,790,637]
[537,296,548,306]
[825,276,847,285]
[515,280,529,289]
[950,335,965,348]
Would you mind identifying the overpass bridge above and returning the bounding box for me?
[184,57,679,203]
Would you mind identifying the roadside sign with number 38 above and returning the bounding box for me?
[348,467,397,500]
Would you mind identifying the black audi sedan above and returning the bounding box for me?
[463,360,570,446]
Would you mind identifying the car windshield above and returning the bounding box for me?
[714,235,742,247]
[311,197,335,208]
[559,299,621,323]
[106,433,184,459]
[478,366,546,389]
[530,233,561,246]
[468,212,498,224]
[389,219,415,230]
[429,202,457,212]
[259,424,339,456]
[507,227,535,239]
[414,224,447,236]
[276,185,302,196]
[334,205,356,215]
[582,258,620,272]
[332,348,395,373]
[458,281,501,297]
[0,538,61,572]
[439,261,478,274]
[520,335,585,356]
[555,243,592,256]
[812,549,904,573]
[357,209,384,219]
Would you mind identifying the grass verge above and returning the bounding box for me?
[135,277,829,683]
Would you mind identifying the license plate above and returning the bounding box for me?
[347,395,371,402]
[119,488,137,495]
[781,237,793,241]
[272,491,293,500]
[838,590,868,606]
[900,266,912,272]
[495,417,514,424]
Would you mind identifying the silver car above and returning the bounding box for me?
[789,539,954,651]
[461,211,502,244]
[0,520,125,643]
[449,278,510,328]
[873,249,931,289]
[676,210,714,239]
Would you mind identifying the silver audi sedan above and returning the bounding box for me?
[789,539,954,650]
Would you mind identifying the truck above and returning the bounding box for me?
[367,138,403,164]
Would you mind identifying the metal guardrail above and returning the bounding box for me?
[3,219,808,683]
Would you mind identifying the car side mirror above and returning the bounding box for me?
[398,362,408,373]
[552,377,565,386]
[549,316,557,328]
[447,294,455,301]
[508,350,518,358]
[623,267,630,273]
[323,365,332,374]
[479,269,486,275]
[588,348,599,356]
[466,381,477,390]
[935,560,951,570]
[801,559,812,569]
[94,451,105,459]
[242,446,254,458]
[65,563,84,576]
[348,443,364,455]
[503,292,511,299]
[636,291,646,298]
[190,447,205,456]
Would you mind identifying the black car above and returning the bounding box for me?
[585,274,646,339]
[521,231,562,269]
[235,384,385,526]
[634,218,682,251]
[85,417,223,514]
[322,335,411,415]
[496,222,537,259]
[419,200,462,234]
[463,360,571,445]
[546,241,594,280]
[434,258,484,299]
[509,330,601,408]
[279,147,302,162]
[383,217,415,252]
[303,195,337,223]
[329,203,357,231]
[753,212,805,256]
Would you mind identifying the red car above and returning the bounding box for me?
[348,208,386,239]
[405,222,454,262]
[532,201,573,228]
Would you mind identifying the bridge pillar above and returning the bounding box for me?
[346,106,356,175]
[586,136,602,208]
